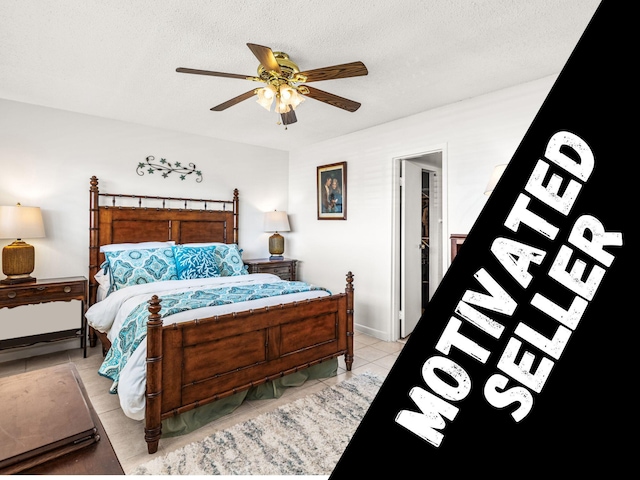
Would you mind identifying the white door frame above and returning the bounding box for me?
[390,143,449,341]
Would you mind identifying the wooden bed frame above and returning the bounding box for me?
[88,176,354,454]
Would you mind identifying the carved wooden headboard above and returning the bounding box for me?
[88,176,238,307]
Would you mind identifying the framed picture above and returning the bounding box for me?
[317,162,347,220]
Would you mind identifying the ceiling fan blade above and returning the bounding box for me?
[210,90,257,111]
[302,86,361,112]
[246,43,281,74]
[281,109,297,125]
[176,67,253,80]
[298,61,368,83]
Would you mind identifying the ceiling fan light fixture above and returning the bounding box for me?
[286,86,305,109]
[274,97,291,114]
[256,84,276,111]
[274,84,305,114]
[178,43,368,124]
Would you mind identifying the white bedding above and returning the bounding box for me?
[85,273,330,420]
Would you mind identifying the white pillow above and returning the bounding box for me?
[94,267,110,287]
[178,242,226,248]
[96,284,108,302]
[100,241,175,252]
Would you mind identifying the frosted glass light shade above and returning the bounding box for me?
[256,85,276,111]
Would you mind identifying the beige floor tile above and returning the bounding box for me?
[353,345,391,362]
[352,362,390,379]
[110,427,159,468]
[99,407,144,438]
[372,353,400,370]
[73,350,104,371]
[353,334,380,349]
[88,390,122,415]
[339,353,373,371]
[353,332,380,345]
[371,340,404,354]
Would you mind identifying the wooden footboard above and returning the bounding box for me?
[144,272,355,454]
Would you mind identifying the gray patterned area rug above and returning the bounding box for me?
[131,372,383,476]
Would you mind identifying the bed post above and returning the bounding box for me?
[233,188,239,244]
[88,176,100,347]
[345,271,354,371]
[145,295,163,454]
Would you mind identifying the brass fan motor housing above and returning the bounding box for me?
[257,52,307,83]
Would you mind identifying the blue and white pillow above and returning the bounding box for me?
[212,244,248,276]
[172,245,220,280]
[104,247,178,291]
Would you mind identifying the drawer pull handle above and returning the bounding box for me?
[37,286,46,291]
[7,292,16,299]
[64,286,72,293]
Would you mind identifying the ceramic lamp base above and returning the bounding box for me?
[268,232,285,256]
[1,240,37,284]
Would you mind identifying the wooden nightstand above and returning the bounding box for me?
[0,276,88,357]
[244,258,298,281]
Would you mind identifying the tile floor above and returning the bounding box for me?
[0,332,404,474]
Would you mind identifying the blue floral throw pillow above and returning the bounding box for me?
[172,245,220,280]
[104,247,178,291]
[212,244,248,276]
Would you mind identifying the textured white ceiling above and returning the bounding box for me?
[0,0,601,152]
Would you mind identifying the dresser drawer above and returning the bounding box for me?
[244,259,297,281]
[263,265,293,277]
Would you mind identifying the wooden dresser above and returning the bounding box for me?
[0,276,88,356]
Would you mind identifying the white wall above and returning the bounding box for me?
[287,75,557,341]
[0,99,290,282]
[1,74,557,350]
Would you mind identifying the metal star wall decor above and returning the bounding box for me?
[137,155,203,182]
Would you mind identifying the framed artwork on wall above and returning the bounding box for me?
[317,162,347,220]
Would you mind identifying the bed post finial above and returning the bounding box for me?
[345,271,354,371]
[145,295,163,454]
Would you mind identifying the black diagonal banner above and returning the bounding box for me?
[330,1,634,477]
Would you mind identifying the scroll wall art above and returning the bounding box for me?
[137,156,203,182]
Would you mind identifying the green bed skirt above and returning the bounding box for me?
[161,358,339,437]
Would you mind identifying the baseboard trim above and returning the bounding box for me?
[0,339,80,364]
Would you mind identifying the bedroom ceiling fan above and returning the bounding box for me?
[176,43,368,126]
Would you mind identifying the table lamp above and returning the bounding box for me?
[264,210,290,261]
[0,203,46,284]
[484,164,507,195]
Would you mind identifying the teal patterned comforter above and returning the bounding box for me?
[99,281,329,393]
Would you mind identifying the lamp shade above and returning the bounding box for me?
[0,204,45,239]
[484,164,508,195]
[264,211,290,233]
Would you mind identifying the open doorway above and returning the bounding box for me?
[392,148,446,341]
